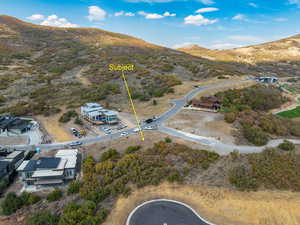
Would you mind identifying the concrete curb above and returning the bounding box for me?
[125,199,217,225]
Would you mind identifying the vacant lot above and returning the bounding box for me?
[166,110,236,144]
[104,183,300,225]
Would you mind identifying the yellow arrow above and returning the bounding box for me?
[121,70,145,142]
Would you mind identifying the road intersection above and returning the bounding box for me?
[6,79,300,154]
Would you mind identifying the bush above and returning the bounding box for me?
[100,149,120,162]
[230,150,240,161]
[67,181,81,195]
[0,95,6,104]
[229,166,258,191]
[242,124,269,146]
[153,99,157,105]
[1,192,23,215]
[224,112,237,123]
[165,137,172,143]
[74,117,83,125]
[0,178,9,194]
[46,189,63,202]
[125,146,141,154]
[27,210,59,225]
[59,110,78,123]
[278,140,295,151]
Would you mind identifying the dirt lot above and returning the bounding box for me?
[166,110,236,144]
[104,183,300,225]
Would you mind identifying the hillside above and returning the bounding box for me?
[179,35,300,77]
[0,15,243,116]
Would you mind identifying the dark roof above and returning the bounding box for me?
[36,158,61,169]
[22,158,61,171]
[0,117,17,129]
[0,160,10,170]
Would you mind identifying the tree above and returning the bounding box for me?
[46,189,63,202]
[67,181,81,195]
[1,192,23,215]
[278,140,295,151]
[27,210,59,225]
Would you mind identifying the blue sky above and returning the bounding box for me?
[1,0,300,49]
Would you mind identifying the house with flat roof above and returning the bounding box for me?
[17,149,78,187]
[81,103,118,124]
[0,150,25,178]
[0,116,32,135]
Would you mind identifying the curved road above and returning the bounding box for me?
[5,79,300,154]
[126,199,216,225]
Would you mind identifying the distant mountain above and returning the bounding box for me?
[0,15,244,115]
[179,35,300,77]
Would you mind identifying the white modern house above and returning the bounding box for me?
[17,149,78,187]
[81,103,118,124]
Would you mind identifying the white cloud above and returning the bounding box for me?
[138,11,176,19]
[87,6,107,21]
[232,14,246,21]
[199,0,215,5]
[125,12,135,16]
[228,35,263,42]
[210,43,242,49]
[184,14,218,25]
[115,11,135,17]
[288,0,300,7]
[248,2,258,8]
[163,12,176,17]
[274,17,288,22]
[40,15,78,28]
[196,7,219,13]
[27,14,45,21]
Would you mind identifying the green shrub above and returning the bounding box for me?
[59,110,78,123]
[229,166,258,191]
[74,117,83,125]
[165,137,172,143]
[1,192,23,215]
[0,178,9,193]
[0,95,6,104]
[125,146,141,154]
[278,140,295,151]
[67,181,81,195]
[27,210,59,225]
[242,124,269,146]
[46,189,63,202]
[100,149,120,162]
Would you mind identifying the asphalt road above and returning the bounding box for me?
[127,200,214,225]
[5,79,300,153]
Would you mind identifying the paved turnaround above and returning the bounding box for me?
[126,199,215,225]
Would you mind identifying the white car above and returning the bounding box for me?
[133,128,142,133]
[144,126,153,130]
[120,132,128,136]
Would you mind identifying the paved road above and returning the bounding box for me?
[159,126,300,155]
[126,200,215,225]
[5,79,300,153]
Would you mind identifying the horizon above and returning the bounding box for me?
[0,0,300,49]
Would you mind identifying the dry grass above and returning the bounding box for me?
[195,80,256,99]
[36,112,73,142]
[103,183,300,225]
[85,130,208,159]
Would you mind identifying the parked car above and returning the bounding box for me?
[133,128,142,133]
[120,132,128,137]
[68,141,82,147]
